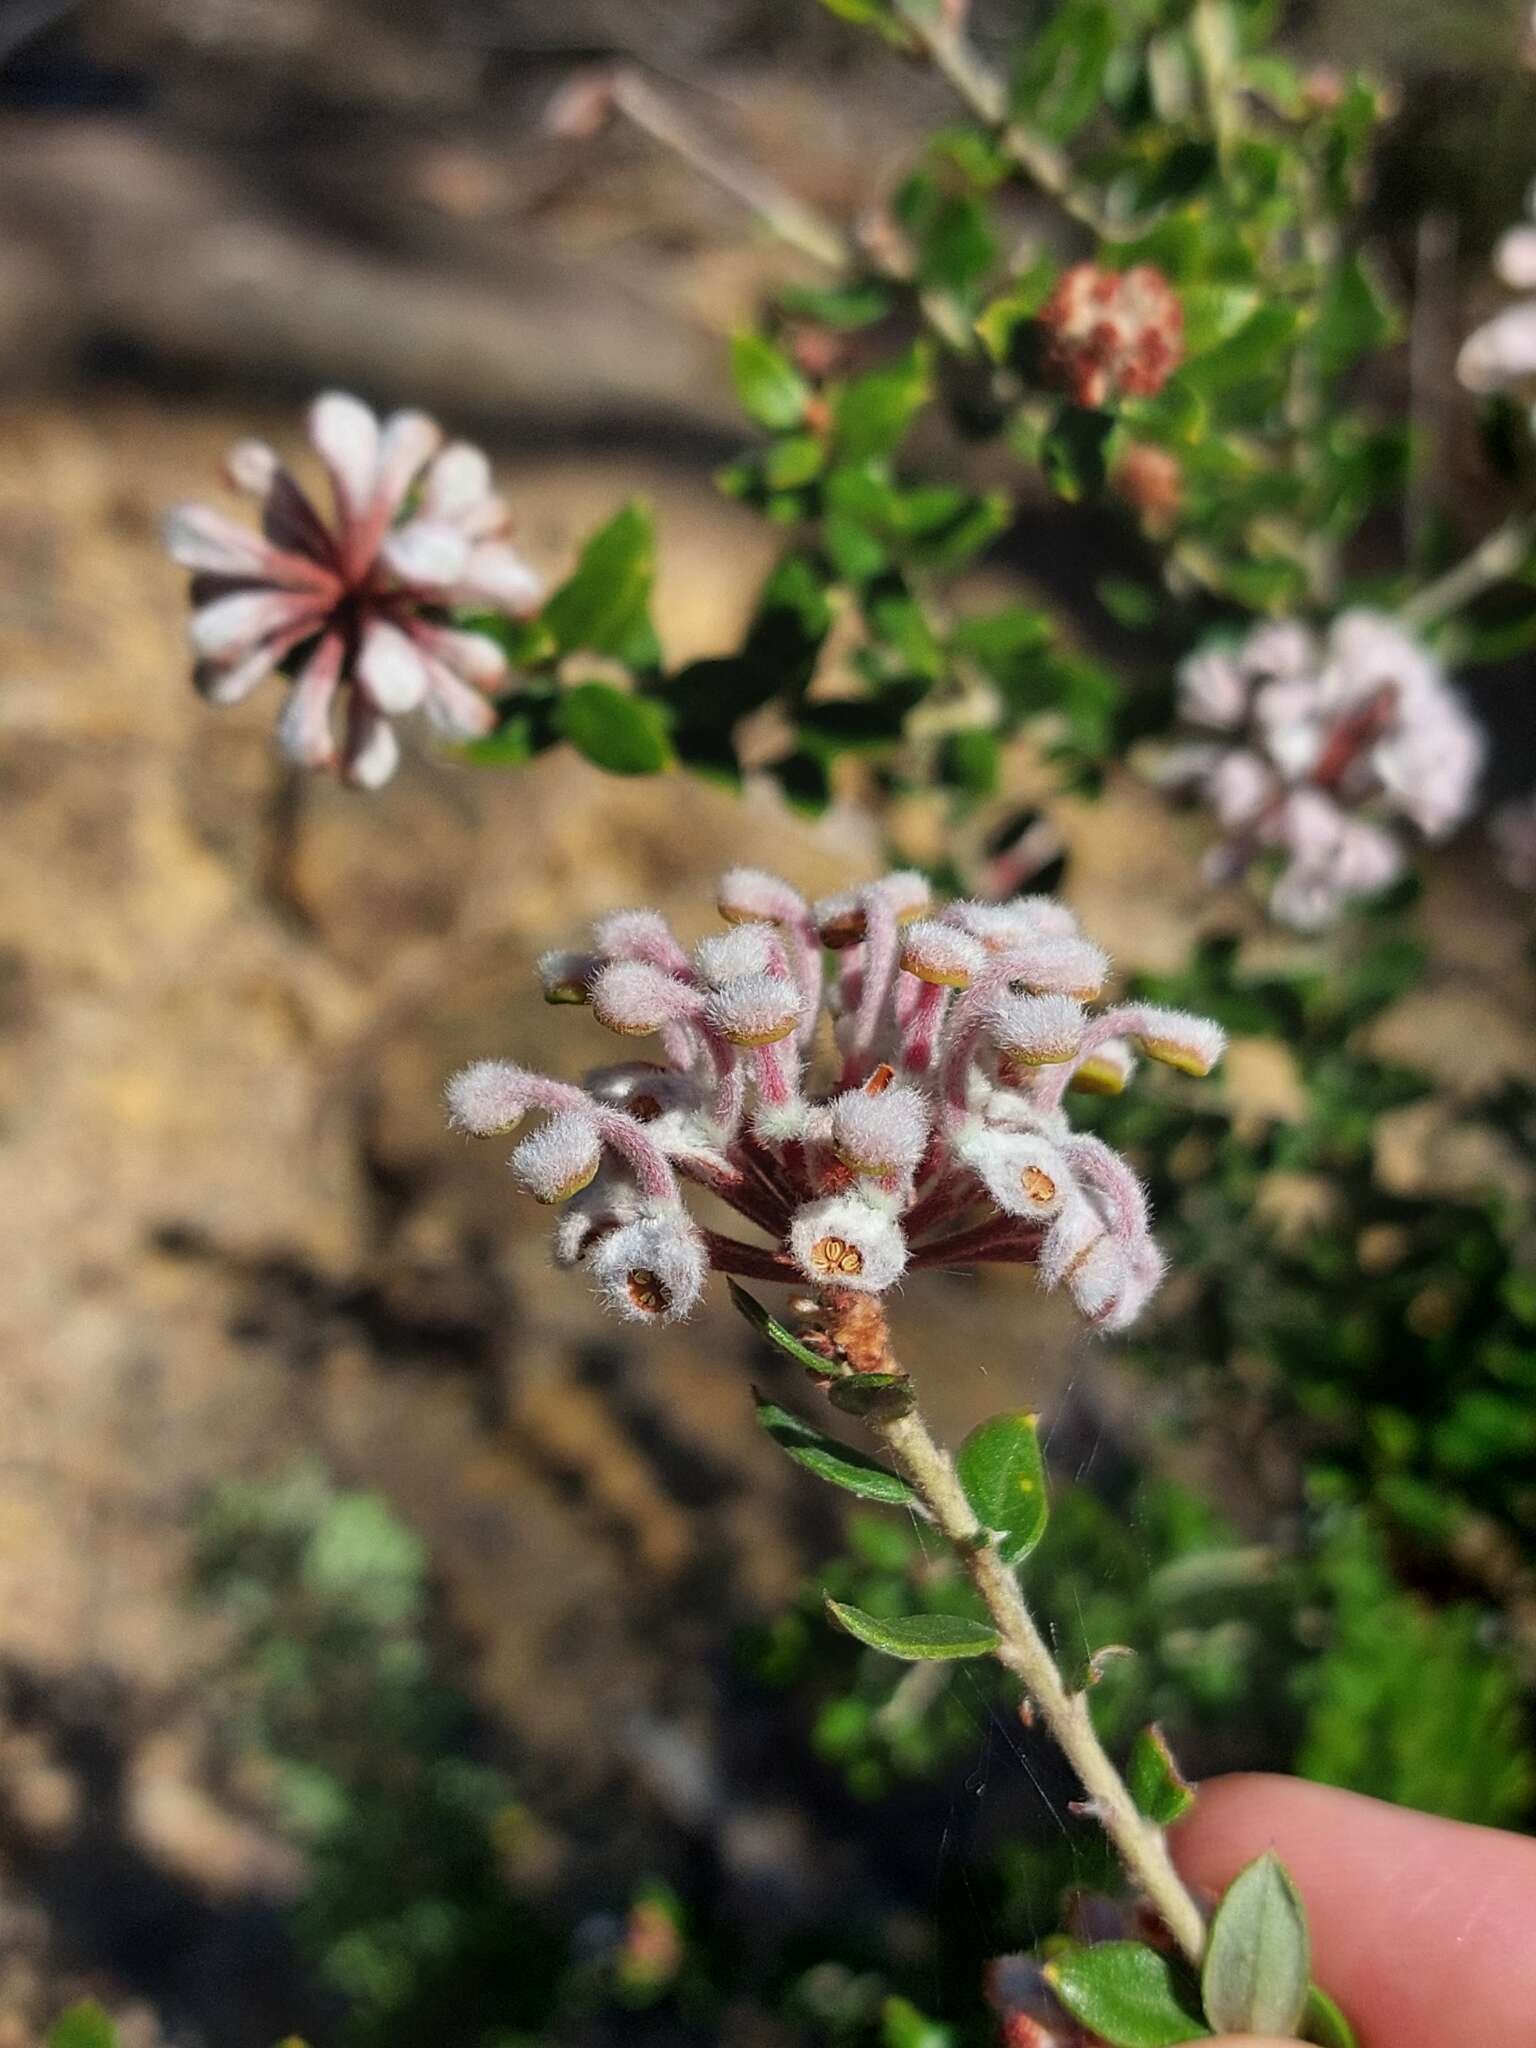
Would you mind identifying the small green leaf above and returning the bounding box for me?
[1046,1943,1210,2047]
[555,683,672,775]
[729,1280,837,1376]
[731,331,812,431]
[956,1412,1049,1565]
[1127,1723,1195,1825]
[462,710,537,765]
[1314,251,1397,381]
[764,433,827,489]
[881,1995,955,2048]
[542,502,659,663]
[778,280,894,329]
[1183,305,1300,392]
[47,2007,120,2048]
[828,1372,917,1421]
[755,1396,919,1507]
[826,1599,1000,1662]
[1202,1851,1311,2039]
[1300,1983,1358,2048]
[1302,1982,1359,2048]
[1042,408,1112,502]
[833,347,932,462]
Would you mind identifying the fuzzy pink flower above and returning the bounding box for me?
[1162,611,1483,929]
[447,873,1223,1335]
[1038,264,1184,409]
[167,392,542,787]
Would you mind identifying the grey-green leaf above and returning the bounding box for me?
[755,1397,919,1507]
[825,1599,1000,1662]
[1300,1983,1358,2048]
[729,1279,838,1377]
[956,1410,1049,1565]
[1046,1942,1210,2047]
[1201,1852,1311,2039]
[1127,1722,1195,1825]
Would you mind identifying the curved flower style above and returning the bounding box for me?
[1161,611,1484,930]
[1038,264,1184,409]
[166,393,543,787]
[446,872,1224,1336]
[1458,179,1536,397]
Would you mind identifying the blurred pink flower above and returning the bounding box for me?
[1459,179,1536,396]
[167,392,542,787]
[1162,612,1483,929]
[447,873,1223,1336]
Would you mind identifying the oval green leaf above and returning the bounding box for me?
[555,683,672,776]
[542,501,658,663]
[956,1411,1049,1565]
[1127,1722,1195,1826]
[1301,1984,1358,2048]
[729,1280,838,1377]
[47,2007,120,2048]
[755,1397,919,1508]
[1046,1942,1210,2047]
[730,331,811,431]
[1201,1851,1311,2039]
[825,1599,1000,1662]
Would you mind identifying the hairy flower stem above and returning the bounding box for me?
[866,1375,1208,1966]
[1402,513,1536,631]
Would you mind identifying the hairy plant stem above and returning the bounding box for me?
[1401,513,1536,632]
[867,1385,1208,1965]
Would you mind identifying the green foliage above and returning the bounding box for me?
[1126,1723,1195,1825]
[553,681,672,775]
[955,1411,1050,1565]
[825,1598,1001,1662]
[756,1394,922,1507]
[1045,1942,1209,2046]
[188,1461,565,2045]
[46,2005,120,2048]
[1296,1514,1533,1827]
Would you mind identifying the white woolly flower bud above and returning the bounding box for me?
[589,1209,708,1323]
[537,948,597,1004]
[1037,1193,1106,1295]
[900,920,985,988]
[815,872,929,949]
[717,867,805,926]
[1069,1038,1137,1097]
[830,1081,931,1179]
[985,991,1084,1066]
[1004,936,1110,1000]
[590,960,696,1037]
[446,1060,533,1135]
[509,1112,602,1204]
[582,1063,701,1123]
[1064,1231,1133,1327]
[1129,1009,1227,1077]
[705,973,803,1048]
[1177,645,1248,729]
[693,926,784,986]
[591,909,691,974]
[552,1175,637,1268]
[752,1097,814,1145]
[954,1123,1070,1219]
[790,1194,909,1294]
[945,898,1082,952]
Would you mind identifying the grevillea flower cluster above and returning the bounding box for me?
[1038,264,1184,409]
[1457,177,1536,402]
[166,393,543,787]
[1162,611,1484,930]
[446,872,1224,1336]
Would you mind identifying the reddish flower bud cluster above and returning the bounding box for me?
[447,871,1224,1337]
[1038,264,1184,409]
